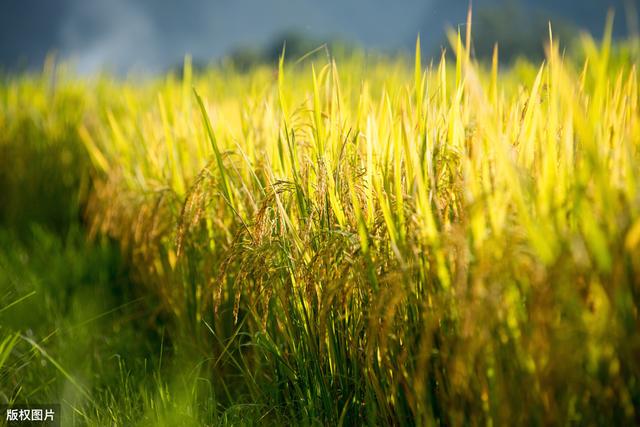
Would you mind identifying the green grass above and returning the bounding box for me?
[1,24,640,425]
[0,227,268,425]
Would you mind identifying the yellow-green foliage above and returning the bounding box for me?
[0,62,93,232]
[3,29,640,424]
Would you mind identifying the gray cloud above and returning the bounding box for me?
[59,0,159,73]
[50,0,435,74]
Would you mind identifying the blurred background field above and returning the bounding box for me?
[1,1,640,425]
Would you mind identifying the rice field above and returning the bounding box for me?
[1,20,640,425]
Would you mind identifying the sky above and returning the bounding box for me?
[0,0,635,74]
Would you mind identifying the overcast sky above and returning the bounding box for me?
[0,0,634,74]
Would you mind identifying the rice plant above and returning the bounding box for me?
[2,20,640,425]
